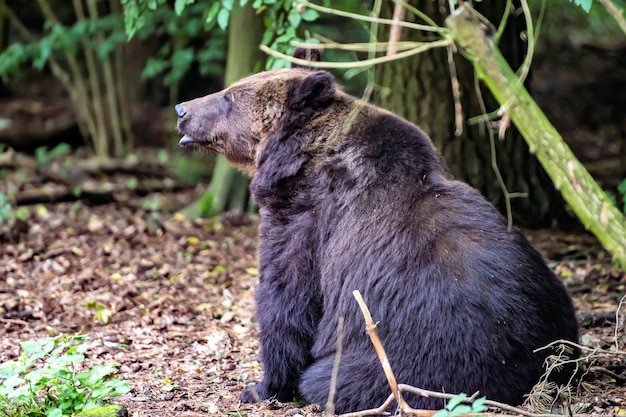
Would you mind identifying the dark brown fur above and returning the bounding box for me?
[176,67,578,414]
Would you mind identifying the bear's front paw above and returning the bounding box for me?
[240,384,264,403]
[240,383,294,404]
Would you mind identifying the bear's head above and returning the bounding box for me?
[176,62,335,176]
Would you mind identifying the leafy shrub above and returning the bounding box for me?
[121,0,320,70]
[0,334,130,417]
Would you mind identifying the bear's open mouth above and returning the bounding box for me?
[179,134,197,147]
[179,134,207,150]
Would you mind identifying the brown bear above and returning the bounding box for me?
[175,56,578,414]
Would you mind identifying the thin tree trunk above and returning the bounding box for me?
[374,0,569,227]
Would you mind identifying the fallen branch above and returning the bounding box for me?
[14,178,190,206]
[1,149,192,206]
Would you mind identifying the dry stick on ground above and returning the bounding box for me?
[326,316,345,415]
[615,294,626,352]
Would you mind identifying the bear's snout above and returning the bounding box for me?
[175,103,187,118]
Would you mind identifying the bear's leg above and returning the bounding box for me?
[299,352,393,414]
[240,281,320,403]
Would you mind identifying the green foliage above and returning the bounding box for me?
[121,0,320,69]
[569,0,594,12]
[432,393,487,417]
[0,193,28,229]
[34,143,71,165]
[0,14,125,83]
[0,193,12,226]
[0,3,225,96]
[137,3,227,86]
[0,334,130,417]
[85,301,113,325]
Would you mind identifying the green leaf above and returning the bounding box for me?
[446,393,467,410]
[471,396,487,412]
[47,407,64,417]
[206,2,221,23]
[217,8,230,30]
[174,0,188,15]
[288,10,301,27]
[570,0,593,12]
[14,207,29,220]
[301,8,319,21]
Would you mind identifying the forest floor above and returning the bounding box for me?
[0,183,625,417]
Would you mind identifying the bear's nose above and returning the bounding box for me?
[175,103,187,118]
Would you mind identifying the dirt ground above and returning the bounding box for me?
[0,192,625,417]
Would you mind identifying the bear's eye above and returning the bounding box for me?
[219,95,233,115]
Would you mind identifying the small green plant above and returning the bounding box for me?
[0,334,130,417]
[432,393,487,417]
[0,193,29,229]
[34,143,71,165]
[0,193,12,226]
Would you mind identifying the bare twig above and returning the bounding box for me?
[386,0,408,56]
[472,69,516,231]
[261,39,452,69]
[326,316,344,415]
[297,0,442,33]
[494,0,514,44]
[339,393,395,417]
[516,0,534,83]
[352,290,406,411]
[447,45,463,136]
[600,0,626,36]
[294,37,422,52]
[615,294,626,352]
[537,338,626,357]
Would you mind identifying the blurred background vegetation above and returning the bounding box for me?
[0,0,624,227]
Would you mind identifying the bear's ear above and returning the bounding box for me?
[291,47,321,70]
[288,71,335,111]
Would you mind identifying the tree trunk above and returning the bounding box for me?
[374,1,569,227]
[191,4,265,217]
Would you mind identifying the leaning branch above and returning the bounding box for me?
[446,4,626,267]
